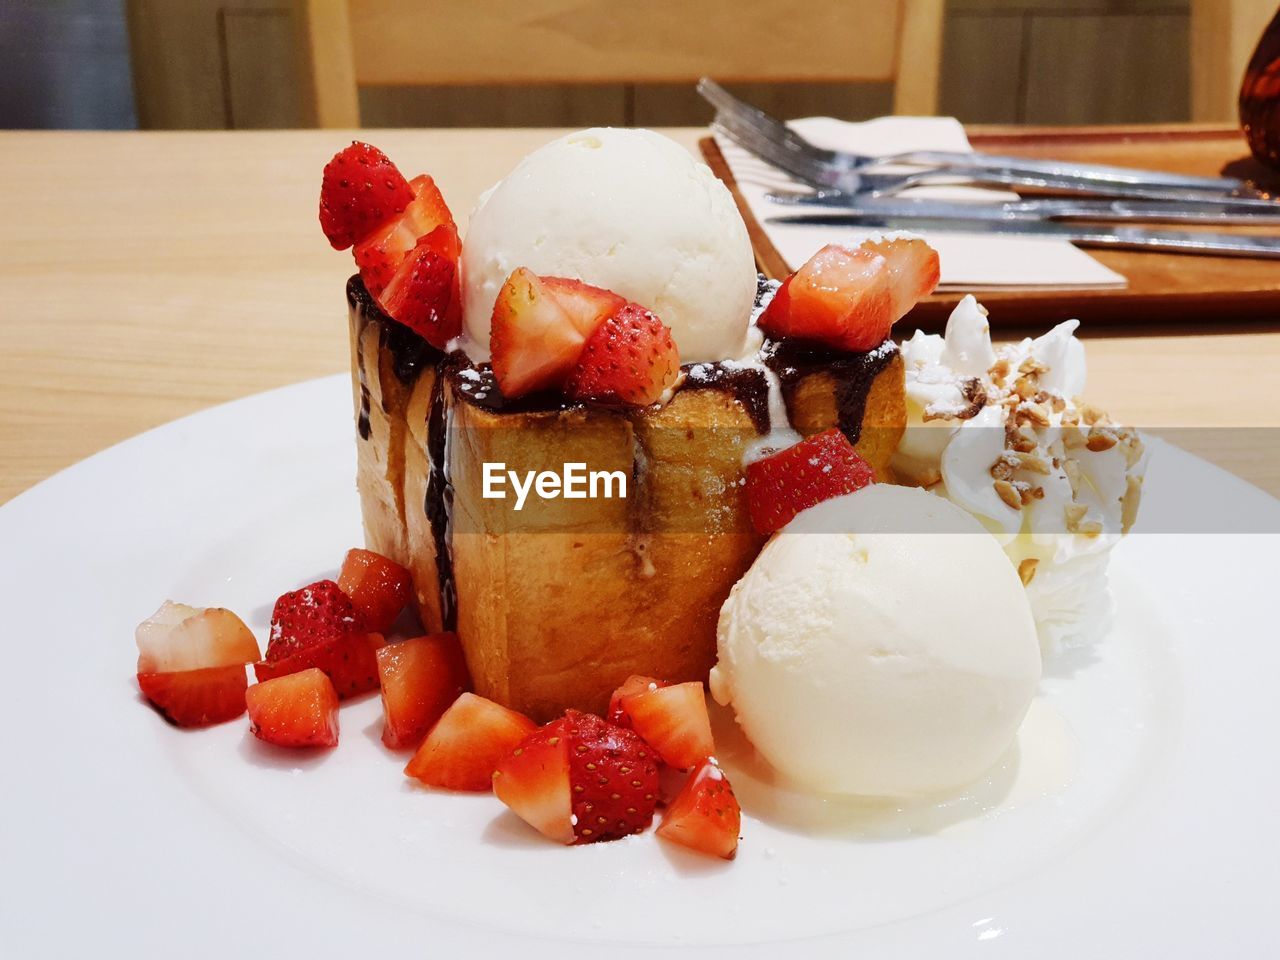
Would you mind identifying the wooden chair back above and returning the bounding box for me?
[295,0,945,127]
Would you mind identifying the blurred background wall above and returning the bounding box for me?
[0,0,1215,130]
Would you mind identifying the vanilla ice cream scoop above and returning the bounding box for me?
[460,128,758,363]
[711,485,1041,798]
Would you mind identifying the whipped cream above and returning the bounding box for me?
[894,296,1146,649]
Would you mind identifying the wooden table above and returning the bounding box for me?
[1,126,1278,505]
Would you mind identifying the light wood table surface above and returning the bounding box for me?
[1,127,1278,506]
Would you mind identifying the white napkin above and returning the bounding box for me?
[715,116,1127,289]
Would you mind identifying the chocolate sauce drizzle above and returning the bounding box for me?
[347,272,894,634]
[764,339,898,444]
[425,368,457,631]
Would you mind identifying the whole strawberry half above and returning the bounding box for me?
[493,710,661,845]
[255,580,380,698]
[319,142,415,250]
[758,238,939,352]
[657,758,741,860]
[564,304,680,406]
[745,428,875,534]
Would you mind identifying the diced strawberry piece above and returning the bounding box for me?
[257,580,379,698]
[337,548,413,633]
[137,664,248,728]
[319,142,415,250]
[606,675,666,727]
[254,632,381,699]
[615,681,714,770]
[246,668,339,748]
[657,758,741,859]
[135,601,260,674]
[492,717,575,843]
[354,174,457,296]
[376,226,462,349]
[564,303,680,406]
[758,239,940,351]
[540,277,626,339]
[404,693,536,791]
[745,428,876,534]
[489,268,589,398]
[493,711,660,845]
[376,633,471,750]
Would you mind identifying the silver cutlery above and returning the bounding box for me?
[759,194,1280,225]
[764,212,1280,259]
[712,112,1280,206]
[698,77,1251,194]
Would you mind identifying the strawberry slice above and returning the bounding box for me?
[404,693,536,791]
[490,269,589,398]
[492,717,575,843]
[613,681,714,770]
[319,142,415,251]
[606,675,666,727]
[540,277,626,338]
[137,665,249,728]
[134,601,260,727]
[657,758,741,859]
[493,710,660,845]
[564,304,680,406]
[758,238,940,351]
[135,601,260,674]
[354,174,456,296]
[255,580,379,698]
[745,428,876,534]
[376,226,462,349]
[246,668,339,748]
[337,548,413,633]
[376,632,471,750]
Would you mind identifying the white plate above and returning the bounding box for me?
[2,375,1276,958]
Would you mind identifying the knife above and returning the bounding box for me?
[761,196,1280,225]
[765,213,1280,258]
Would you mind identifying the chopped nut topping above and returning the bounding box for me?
[1049,394,1066,413]
[1021,402,1051,427]
[1018,357,1047,376]
[994,479,1023,510]
[1080,402,1106,426]
[990,357,1012,387]
[1085,426,1118,452]
[1016,452,1052,475]
[1062,424,1088,449]
[1064,503,1089,529]
[1012,376,1038,401]
[1018,558,1039,585]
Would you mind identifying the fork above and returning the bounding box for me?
[711,112,1280,208]
[699,78,1252,195]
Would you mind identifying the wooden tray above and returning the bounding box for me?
[700,125,1280,330]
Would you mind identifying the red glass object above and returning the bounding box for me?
[1240,7,1280,170]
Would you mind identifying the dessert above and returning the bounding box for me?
[130,124,1151,866]
[894,295,1147,648]
[345,131,927,721]
[713,484,1041,797]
